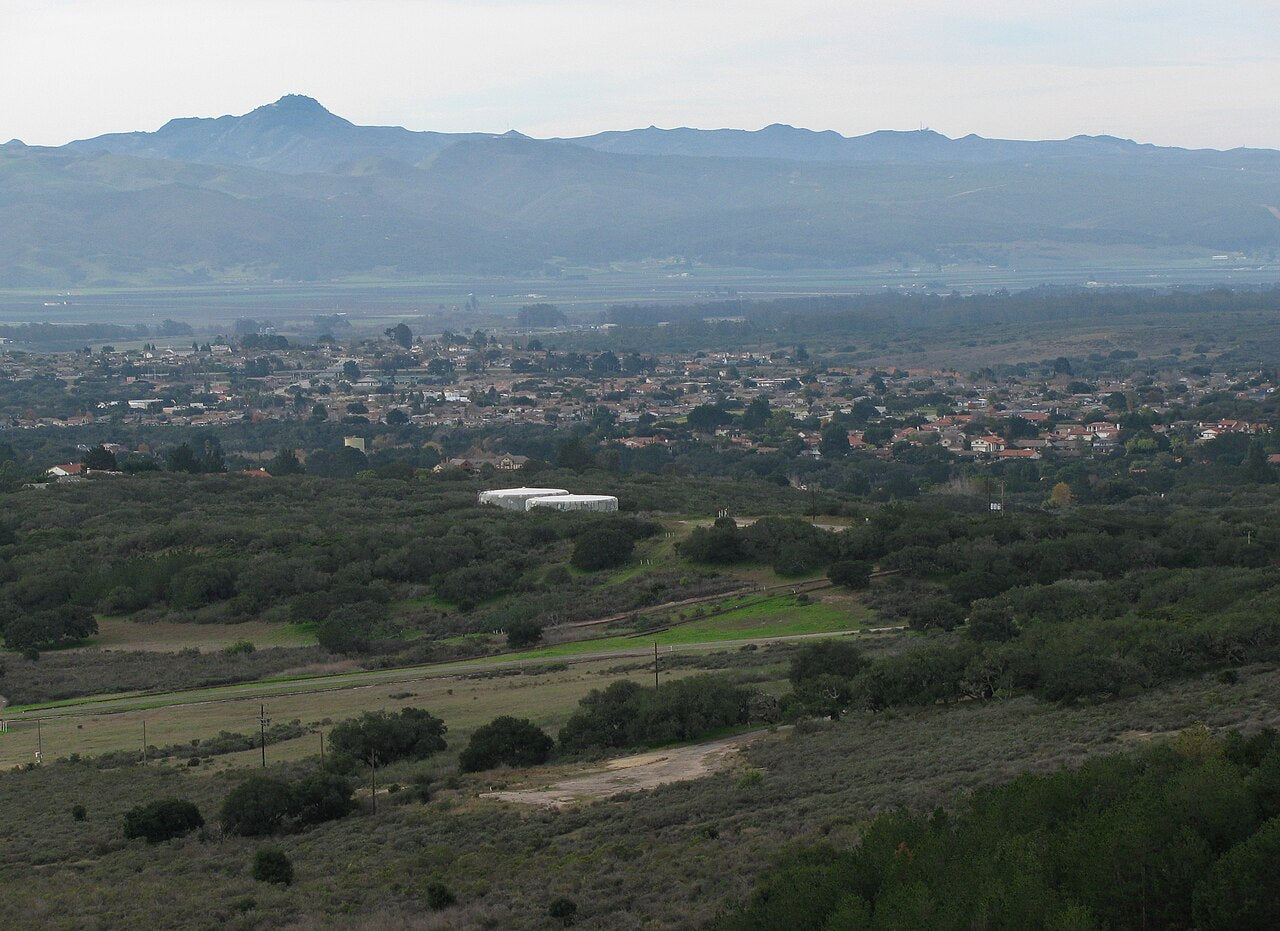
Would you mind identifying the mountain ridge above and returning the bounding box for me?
[57,95,1280,175]
[3,95,1278,288]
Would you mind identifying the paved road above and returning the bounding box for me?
[8,626,906,721]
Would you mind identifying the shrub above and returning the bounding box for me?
[411,772,435,803]
[290,772,356,826]
[224,640,256,655]
[221,772,354,836]
[122,798,204,843]
[220,776,295,837]
[327,708,448,767]
[71,804,87,822]
[788,640,867,687]
[252,846,294,886]
[559,675,751,752]
[828,559,872,590]
[425,881,456,910]
[549,896,578,926]
[506,619,544,648]
[571,527,635,571]
[460,717,555,772]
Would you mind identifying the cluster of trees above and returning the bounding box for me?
[327,708,447,768]
[0,477,665,654]
[0,604,97,654]
[460,717,554,772]
[122,798,205,844]
[558,676,755,752]
[680,516,839,576]
[220,772,356,836]
[781,641,868,720]
[720,729,1280,929]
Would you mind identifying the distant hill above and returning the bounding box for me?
[563,124,1280,167]
[1,96,1278,287]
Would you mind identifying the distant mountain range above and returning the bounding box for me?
[2,95,1279,287]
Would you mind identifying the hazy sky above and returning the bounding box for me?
[5,0,1279,149]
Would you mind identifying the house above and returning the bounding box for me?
[435,455,529,473]
[970,436,1006,455]
[46,463,84,477]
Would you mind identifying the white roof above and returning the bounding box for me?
[480,487,570,497]
[528,494,617,503]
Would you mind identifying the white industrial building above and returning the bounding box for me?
[478,487,570,511]
[526,494,619,513]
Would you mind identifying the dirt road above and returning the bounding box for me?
[481,729,774,807]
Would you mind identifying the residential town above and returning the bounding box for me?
[1,323,1275,481]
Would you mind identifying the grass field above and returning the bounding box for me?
[0,655,773,770]
[504,593,867,661]
[73,618,316,653]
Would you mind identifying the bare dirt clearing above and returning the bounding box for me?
[481,729,776,807]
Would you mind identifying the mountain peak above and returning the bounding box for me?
[247,95,348,127]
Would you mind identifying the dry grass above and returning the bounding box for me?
[0,656,731,769]
[72,618,315,653]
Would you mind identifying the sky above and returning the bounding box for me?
[4,0,1279,149]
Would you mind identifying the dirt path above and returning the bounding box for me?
[481,730,774,807]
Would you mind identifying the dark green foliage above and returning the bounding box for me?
[266,448,304,476]
[425,881,456,910]
[548,896,578,926]
[220,772,354,836]
[679,517,744,564]
[1,605,97,652]
[327,708,447,767]
[721,735,1280,930]
[252,846,294,886]
[793,674,854,720]
[559,675,752,752]
[516,303,566,327]
[680,517,839,575]
[570,527,634,571]
[314,606,374,655]
[827,559,871,589]
[220,777,295,837]
[384,323,413,349]
[71,804,86,822]
[788,641,866,720]
[554,436,594,471]
[686,404,733,434]
[122,798,204,843]
[82,445,117,471]
[290,772,356,826]
[460,717,554,773]
[788,640,867,687]
[505,620,543,649]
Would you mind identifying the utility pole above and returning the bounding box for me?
[654,641,659,691]
[370,751,378,815]
[259,705,270,768]
[319,732,325,764]
[142,720,147,766]
[36,718,42,765]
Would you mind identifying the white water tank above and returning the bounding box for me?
[526,494,619,513]
[478,487,570,511]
